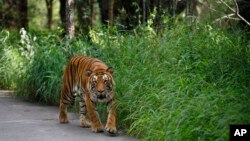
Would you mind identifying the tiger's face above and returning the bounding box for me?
[86,69,114,103]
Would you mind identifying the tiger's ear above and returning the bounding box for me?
[86,69,92,77]
[107,67,114,74]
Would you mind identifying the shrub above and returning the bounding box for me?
[0,30,23,89]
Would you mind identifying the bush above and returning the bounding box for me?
[0,30,22,89]
[15,29,92,104]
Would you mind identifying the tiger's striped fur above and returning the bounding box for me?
[59,56,117,134]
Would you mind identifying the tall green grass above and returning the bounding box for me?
[15,30,91,103]
[0,24,249,140]
[0,30,22,89]
[95,25,250,140]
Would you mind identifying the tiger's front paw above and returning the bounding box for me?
[91,122,104,133]
[59,113,69,123]
[91,126,104,133]
[105,125,117,135]
[80,119,91,128]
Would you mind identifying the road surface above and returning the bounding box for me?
[0,90,136,141]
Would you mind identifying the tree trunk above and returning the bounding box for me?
[2,0,18,29]
[89,0,98,28]
[66,0,75,39]
[172,0,177,17]
[45,0,53,29]
[1,0,28,29]
[186,0,209,22]
[142,0,146,24]
[60,0,66,35]
[153,0,163,31]
[18,0,28,30]
[76,0,84,29]
[108,0,114,26]
[98,0,107,25]
[76,0,90,33]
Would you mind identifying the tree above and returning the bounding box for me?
[0,0,28,29]
[108,0,114,26]
[18,0,28,29]
[186,0,209,20]
[76,0,90,33]
[66,0,74,38]
[45,0,53,29]
[98,0,114,26]
[1,0,18,28]
[60,0,66,35]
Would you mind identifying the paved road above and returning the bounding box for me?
[0,90,136,141]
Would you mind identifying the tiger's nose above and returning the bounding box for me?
[98,90,104,94]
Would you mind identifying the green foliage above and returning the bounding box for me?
[0,30,22,89]
[0,23,249,140]
[91,25,250,140]
[15,29,90,103]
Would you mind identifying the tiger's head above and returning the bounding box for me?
[86,68,114,103]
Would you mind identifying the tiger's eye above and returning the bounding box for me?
[107,85,112,91]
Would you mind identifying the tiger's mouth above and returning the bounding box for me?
[90,92,113,103]
[97,94,106,99]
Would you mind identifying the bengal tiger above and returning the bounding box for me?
[59,56,117,134]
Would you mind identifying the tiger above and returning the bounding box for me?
[59,56,117,134]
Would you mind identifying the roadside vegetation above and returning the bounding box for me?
[1,22,250,140]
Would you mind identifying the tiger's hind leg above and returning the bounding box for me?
[79,94,91,127]
[59,87,75,123]
[59,99,69,123]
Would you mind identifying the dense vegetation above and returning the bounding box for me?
[1,22,250,140]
